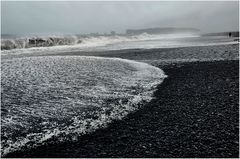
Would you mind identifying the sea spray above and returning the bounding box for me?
[1,33,201,56]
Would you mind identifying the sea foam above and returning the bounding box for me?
[1,56,166,156]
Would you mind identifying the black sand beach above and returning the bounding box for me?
[1,1,239,158]
[5,58,239,157]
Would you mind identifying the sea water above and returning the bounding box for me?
[1,33,237,56]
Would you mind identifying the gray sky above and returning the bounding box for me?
[1,1,239,35]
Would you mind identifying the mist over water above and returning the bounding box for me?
[1,1,238,54]
[1,33,199,50]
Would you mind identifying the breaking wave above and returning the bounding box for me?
[1,33,199,51]
[1,56,167,156]
[1,35,81,50]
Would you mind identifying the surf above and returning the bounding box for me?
[1,56,167,156]
[1,33,200,53]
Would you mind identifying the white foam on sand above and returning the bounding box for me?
[1,56,167,156]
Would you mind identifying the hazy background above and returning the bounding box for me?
[1,1,239,35]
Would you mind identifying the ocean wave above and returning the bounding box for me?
[1,56,167,156]
[1,33,200,51]
[1,35,81,50]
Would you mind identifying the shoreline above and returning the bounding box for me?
[2,43,239,61]
[5,59,239,158]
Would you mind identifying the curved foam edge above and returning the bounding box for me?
[1,56,167,156]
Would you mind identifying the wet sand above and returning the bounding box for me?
[5,60,239,158]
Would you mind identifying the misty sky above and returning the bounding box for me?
[1,1,239,35]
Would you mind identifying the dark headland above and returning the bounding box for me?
[5,44,239,158]
[126,27,200,35]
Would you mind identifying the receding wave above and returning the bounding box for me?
[1,56,167,156]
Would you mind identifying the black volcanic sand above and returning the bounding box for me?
[5,60,239,158]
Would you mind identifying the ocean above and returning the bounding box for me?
[1,33,238,156]
[1,33,237,56]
